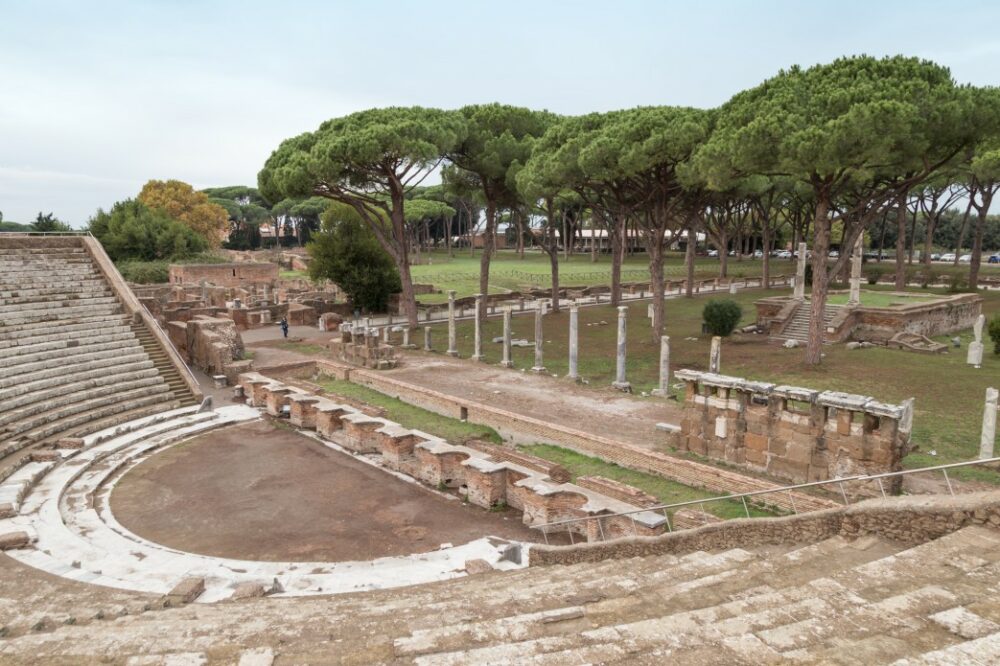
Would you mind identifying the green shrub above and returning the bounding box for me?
[989,316,1000,355]
[865,265,887,285]
[702,299,743,337]
[118,261,169,284]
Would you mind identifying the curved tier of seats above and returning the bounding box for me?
[0,238,196,455]
[0,405,525,602]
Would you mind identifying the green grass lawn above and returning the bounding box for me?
[826,290,941,307]
[425,285,1000,477]
[409,250,792,302]
[521,443,774,520]
[316,376,501,444]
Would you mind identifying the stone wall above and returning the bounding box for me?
[755,292,983,343]
[168,263,279,288]
[529,490,1000,566]
[298,360,840,516]
[236,372,667,542]
[674,370,912,488]
[169,315,252,383]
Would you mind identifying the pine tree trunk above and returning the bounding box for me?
[970,193,992,289]
[955,198,974,266]
[804,196,831,366]
[649,240,666,340]
[762,221,772,289]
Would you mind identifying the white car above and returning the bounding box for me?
[959,254,972,264]
[707,249,719,257]
[940,253,956,262]
[776,250,792,259]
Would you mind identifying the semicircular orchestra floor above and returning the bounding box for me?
[110,420,545,562]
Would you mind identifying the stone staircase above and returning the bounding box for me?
[775,301,841,344]
[3,519,1000,663]
[0,237,195,457]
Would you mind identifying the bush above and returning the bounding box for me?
[989,316,1000,356]
[309,205,401,312]
[865,265,887,285]
[118,261,169,284]
[702,299,743,337]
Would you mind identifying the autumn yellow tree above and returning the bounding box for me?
[138,179,229,248]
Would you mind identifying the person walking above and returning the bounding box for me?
[280,317,289,338]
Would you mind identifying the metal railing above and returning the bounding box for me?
[536,456,1000,545]
[0,230,92,236]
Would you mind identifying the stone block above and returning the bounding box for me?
[0,531,31,550]
[165,577,205,605]
[464,559,494,575]
[30,450,60,462]
[230,582,266,600]
[744,431,768,452]
[55,437,85,449]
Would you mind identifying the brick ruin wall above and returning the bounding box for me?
[674,370,912,489]
[237,372,669,542]
[291,360,839,516]
[168,263,279,289]
[755,293,982,343]
[530,489,1000,566]
[168,315,252,383]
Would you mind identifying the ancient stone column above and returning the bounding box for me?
[709,336,721,373]
[794,242,807,300]
[531,304,546,373]
[423,326,432,352]
[402,327,412,349]
[382,326,390,343]
[981,387,998,459]
[968,314,986,369]
[447,290,458,357]
[472,294,484,362]
[612,306,631,391]
[848,234,864,306]
[568,303,580,381]
[501,307,513,368]
[652,335,671,396]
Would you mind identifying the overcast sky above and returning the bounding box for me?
[2,0,999,227]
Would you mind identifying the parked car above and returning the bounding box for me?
[776,250,792,259]
[940,253,956,263]
[829,250,839,258]
[753,250,763,258]
[707,249,718,257]
[959,254,972,264]
[931,253,942,261]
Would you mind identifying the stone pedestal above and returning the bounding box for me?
[980,387,998,459]
[531,305,546,373]
[612,306,631,391]
[651,336,671,396]
[401,327,415,349]
[969,314,986,369]
[794,242,807,300]
[472,294,484,361]
[568,303,580,381]
[446,290,458,357]
[423,326,432,352]
[709,336,721,373]
[501,308,513,368]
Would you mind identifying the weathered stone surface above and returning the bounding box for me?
[165,577,205,605]
[230,583,266,600]
[0,531,31,550]
[463,559,494,575]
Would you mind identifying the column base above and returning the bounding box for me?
[471,354,485,362]
[401,344,417,350]
[612,381,633,393]
[447,351,459,357]
[500,361,514,368]
[567,374,582,383]
[531,366,547,374]
[650,388,670,397]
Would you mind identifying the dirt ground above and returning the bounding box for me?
[248,340,681,451]
[110,421,550,562]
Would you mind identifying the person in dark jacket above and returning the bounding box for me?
[280,317,289,338]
